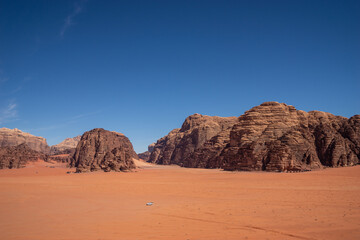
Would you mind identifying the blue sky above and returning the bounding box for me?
[0,0,359,153]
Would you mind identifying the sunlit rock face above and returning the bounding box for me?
[50,135,81,155]
[72,128,138,173]
[0,128,50,153]
[149,102,360,172]
[148,114,238,168]
[221,102,359,171]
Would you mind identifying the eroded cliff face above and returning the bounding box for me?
[221,102,319,171]
[148,114,238,166]
[71,128,138,172]
[0,143,48,169]
[50,136,81,155]
[0,128,50,153]
[309,112,360,167]
[221,102,359,171]
[148,102,360,172]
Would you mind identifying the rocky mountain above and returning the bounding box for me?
[0,143,48,169]
[221,102,359,171]
[50,135,81,155]
[138,143,155,161]
[148,102,360,172]
[149,114,238,166]
[0,128,50,153]
[71,128,138,172]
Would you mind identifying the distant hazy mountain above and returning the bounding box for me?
[0,127,50,153]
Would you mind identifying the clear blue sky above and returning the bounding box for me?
[0,0,359,153]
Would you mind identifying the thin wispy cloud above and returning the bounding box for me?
[60,0,88,38]
[0,100,18,124]
[0,76,31,96]
[0,76,8,84]
[70,110,102,120]
[25,123,69,132]
[0,69,8,84]
[25,110,101,132]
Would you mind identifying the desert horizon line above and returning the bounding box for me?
[1,100,359,153]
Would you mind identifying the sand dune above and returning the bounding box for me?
[0,161,359,240]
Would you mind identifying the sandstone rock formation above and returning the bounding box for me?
[148,102,360,172]
[50,136,81,155]
[148,114,238,167]
[138,143,155,161]
[221,102,359,171]
[0,143,48,169]
[71,128,138,172]
[0,128,50,153]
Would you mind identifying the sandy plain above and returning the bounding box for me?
[0,160,359,240]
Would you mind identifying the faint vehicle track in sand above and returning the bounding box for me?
[155,213,317,240]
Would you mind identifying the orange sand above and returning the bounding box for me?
[0,161,359,240]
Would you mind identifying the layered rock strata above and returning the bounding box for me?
[221,102,359,171]
[149,102,360,172]
[0,128,50,153]
[50,136,81,155]
[148,114,238,167]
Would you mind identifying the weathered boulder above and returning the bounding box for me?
[0,143,48,169]
[71,128,138,172]
[0,128,50,153]
[50,136,81,155]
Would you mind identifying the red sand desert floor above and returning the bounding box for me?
[0,161,359,240]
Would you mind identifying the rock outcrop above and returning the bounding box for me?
[221,102,359,171]
[0,128,50,153]
[71,128,138,172]
[48,154,73,163]
[138,143,155,161]
[0,143,48,169]
[50,136,81,155]
[148,114,238,166]
[149,102,360,172]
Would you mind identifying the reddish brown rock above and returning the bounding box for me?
[148,114,238,166]
[0,143,48,169]
[149,102,360,172]
[309,112,360,167]
[0,128,50,153]
[221,102,359,171]
[48,154,73,163]
[71,128,138,173]
[138,152,150,161]
[182,126,236,168]
[138,143,155,161]
[50,136,81,155]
